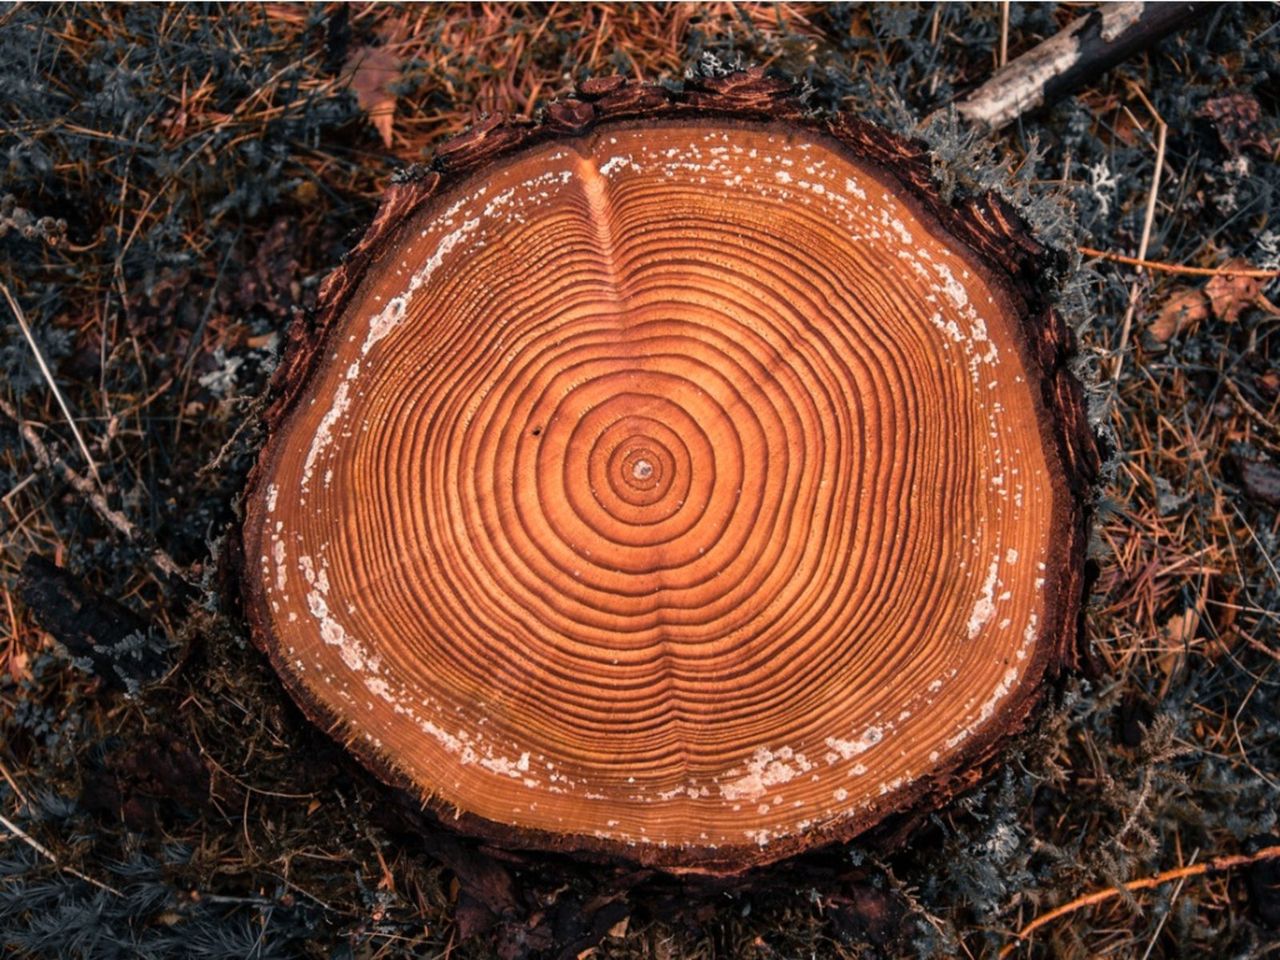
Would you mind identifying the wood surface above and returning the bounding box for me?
[954,2,1207,131]
[240,71,1099,874]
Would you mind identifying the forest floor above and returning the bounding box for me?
[1,4,1278,959]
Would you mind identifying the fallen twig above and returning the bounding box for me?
[1111,102,1167,382]
[954,3,1206,132]
[1078,247,1280,279]
[0,754,29,808]
[195,394,268,480]
[0,280,102,488]
[1244,635,1280,664]
[0,396,188,582]
[0,810,123,898]
[998,843,1280,957]
[1222,376,1280,439]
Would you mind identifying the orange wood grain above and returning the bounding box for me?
[244,112,1085,873]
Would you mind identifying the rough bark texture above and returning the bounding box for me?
[238,69,1100,875]
[955,2,1207,131]
[20,555,169,693]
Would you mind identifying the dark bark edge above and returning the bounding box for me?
[954,2,1207,131]
[236,68,1102,876]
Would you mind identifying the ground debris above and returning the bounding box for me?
[1200,92,1273,157]
[1146,258,1278,346]
[1147,287,1212,345]
[18,555,171,695]
[1234,456,1280,507]
[344,45,401,149]
[1204,262,1275,324]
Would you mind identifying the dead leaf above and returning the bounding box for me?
[607,915,630,938]
[1148,289,1210,343]
[1157,605,1200,698]
[344,45,400,148]
[1256,369,1280,400]
[7,647,30,684]
[1205,261,1265,323]
[1147,259,1277,345]
[1236,457,1280,507]
[374,844,396,893]
[1200,93,1273,156]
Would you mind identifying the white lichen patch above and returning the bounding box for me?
[977,667,1020,723]
[927,257,970,312]
[824,726,883,762]
[1015,613,1040,662]
[364,676,391,701]
[480,753,529,778]
[967,554,1001,640]
[719,746,814,802]
[599,154,636,177]
[878,208,913,245]
[363,216,482,358]
[272,538,287,592]
[297,553,379,674]
[302,379,351,488]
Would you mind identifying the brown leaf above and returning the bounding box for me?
[1237,458,1280,507]
[607,916,630,938]
[344,45,400,148]
[1256,369,1280,400]
[1158,607,1198,678]
[1148,289,1210,343]
[1163,607,1200,647]
[1205,261,1265,323]
[1200,93,1273,156]
[7,647,31,684]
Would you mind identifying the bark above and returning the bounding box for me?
[19,555,170,693]
[955,2,1208,132]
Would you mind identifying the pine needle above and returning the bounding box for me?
[1110,116,1166,382]
[0,811,123,898]
[0,280,102,489]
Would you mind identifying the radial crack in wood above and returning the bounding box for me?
[242,76,1096,875]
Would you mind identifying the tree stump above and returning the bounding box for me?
[241,72,1098,875]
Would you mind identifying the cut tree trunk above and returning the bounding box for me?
[240,70,1099,875]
